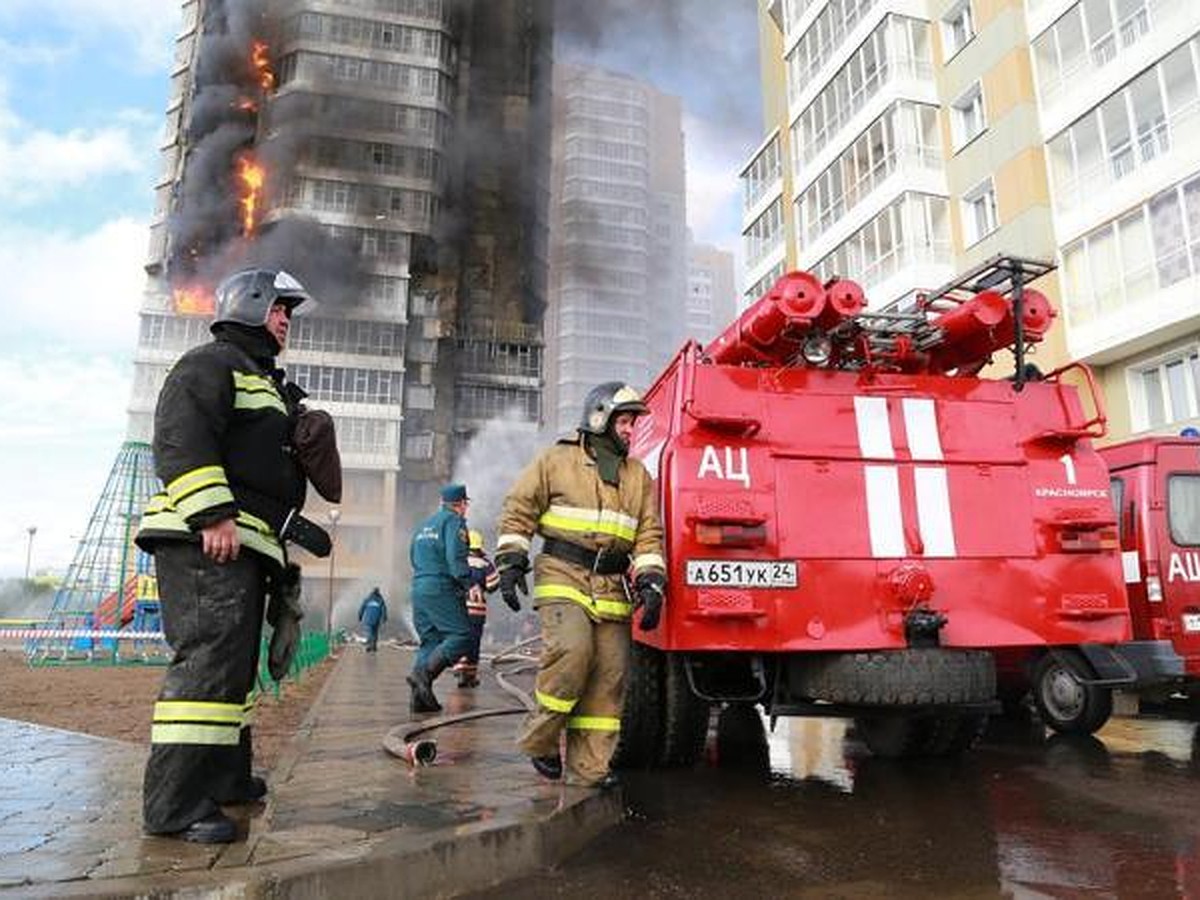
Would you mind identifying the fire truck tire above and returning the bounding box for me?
[799,649,995,705]
[657,654,711,768]
[613,640,664,769]
[1032,650,1113,735]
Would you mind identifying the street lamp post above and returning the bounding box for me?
[24,526,37,581]
[326,508,341,640]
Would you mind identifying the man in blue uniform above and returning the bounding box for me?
[407,484,473,712]
[357,586,388,652]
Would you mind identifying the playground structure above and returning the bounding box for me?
[24,442,166,665]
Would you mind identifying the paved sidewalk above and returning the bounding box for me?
[0,645,622,898]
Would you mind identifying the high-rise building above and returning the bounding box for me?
[128,0,551,600]
[744,0,1200,440]
[686,238,737,344]
[546,64,688,433]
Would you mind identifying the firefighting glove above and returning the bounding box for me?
[267,563,304,682]
[634,572,666,631]
[496,551,530,612]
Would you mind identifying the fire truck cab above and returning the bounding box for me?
[615,257,1182,762]
[1099,435,1200,691]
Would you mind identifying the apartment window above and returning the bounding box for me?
[941,1,974,58]
[962,179,998,245]
[1131,347,1200,430]
[951,82,986,149]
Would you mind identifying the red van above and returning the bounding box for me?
[1100,435,1200,687]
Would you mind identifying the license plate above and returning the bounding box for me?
[685,559,797,589]
[1184,614,1200,633]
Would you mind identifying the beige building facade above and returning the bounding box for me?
[744,0,1200,441]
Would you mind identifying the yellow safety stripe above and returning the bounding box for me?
[232,371,287,413]
[497,533,531,552]
[139,507,284,567]
[567,715,621,732]
[536,689,577,713]
[166,466,234,519]
[153,700,244,724]
[539,505,637,542]
[633,553,665,572]
[151,723,242,746]
[533,584,633,620]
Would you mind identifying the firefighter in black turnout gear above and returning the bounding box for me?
[136,269,315,843]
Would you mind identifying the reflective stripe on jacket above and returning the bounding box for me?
[497,438,665,622]
[134,331,306,570]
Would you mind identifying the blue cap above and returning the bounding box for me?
[1182,426,1200,438]
[440,483,469,503]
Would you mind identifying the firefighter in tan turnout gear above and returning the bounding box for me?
[496,382,666,788]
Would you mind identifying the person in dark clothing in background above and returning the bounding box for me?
[135,269,315,843]
[358,586,388,652]
[407,484,473,712]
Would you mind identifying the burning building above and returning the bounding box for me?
[127,0,551,601]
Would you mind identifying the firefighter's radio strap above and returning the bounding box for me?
[541,537,630,575]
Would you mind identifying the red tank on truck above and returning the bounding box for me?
[614,255,1185,764]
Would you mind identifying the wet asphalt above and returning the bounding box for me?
[472,706,1200,899]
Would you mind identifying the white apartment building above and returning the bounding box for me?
[1031,0,1200,436]
[744,0,954,310]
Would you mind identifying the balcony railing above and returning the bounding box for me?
[1040,0,1170,108]
[801,57,932,165]
[803,144,942,245]
[1055,98,1200,212]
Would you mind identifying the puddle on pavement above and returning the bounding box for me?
[473,708,1200,899]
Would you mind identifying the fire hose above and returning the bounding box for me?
[381,636,542,766]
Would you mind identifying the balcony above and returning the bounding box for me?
[1054,98,1200,215]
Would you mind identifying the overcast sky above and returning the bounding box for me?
[0,1,763,578]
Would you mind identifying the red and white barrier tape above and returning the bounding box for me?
[0,629,166,640]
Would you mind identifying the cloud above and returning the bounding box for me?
[682,111,745,249]
[0,78,150,205]
[0,353,132,578]
[0,1,179,71]
[0,216,145,353]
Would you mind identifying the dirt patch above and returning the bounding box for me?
[0,647,334,770]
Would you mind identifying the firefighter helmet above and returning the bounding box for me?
[468,529,484,552]
[578,382,648,436]
[211,268,313,331]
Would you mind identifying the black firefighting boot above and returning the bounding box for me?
[407,653,449,713]
[531,754,563,780]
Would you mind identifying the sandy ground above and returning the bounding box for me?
[0,647,334,769]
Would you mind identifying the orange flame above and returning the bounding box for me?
[236,154,266,236]
[173,284,215,316]
[251,40,275,92]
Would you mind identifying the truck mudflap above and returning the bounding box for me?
[1076,640,1185,687]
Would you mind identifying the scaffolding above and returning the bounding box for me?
[25,441,166,665]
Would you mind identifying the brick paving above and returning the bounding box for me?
[0,646,621,898]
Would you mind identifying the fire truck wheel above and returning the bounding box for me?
[657,654,711,768]
[797,649,995,705]
[1032,650,1113,735]
[613,640,664,769]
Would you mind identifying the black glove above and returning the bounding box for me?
[496,551,530,612]
[634,572,666,631]
[267,563,304,681]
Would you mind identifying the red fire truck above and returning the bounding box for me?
[616,256,1183,762]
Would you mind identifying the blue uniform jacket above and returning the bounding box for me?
[410,506,471,593]
[358,590,387,627]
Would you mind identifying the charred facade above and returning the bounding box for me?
[128,0,551,596]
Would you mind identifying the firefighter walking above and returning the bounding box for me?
[496,382,665,788]
[358,586,388,652]
[407,484,474,712]
[135,269,315,843]
[455,530,501,687]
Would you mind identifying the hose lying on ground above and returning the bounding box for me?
[382,635,542,766]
